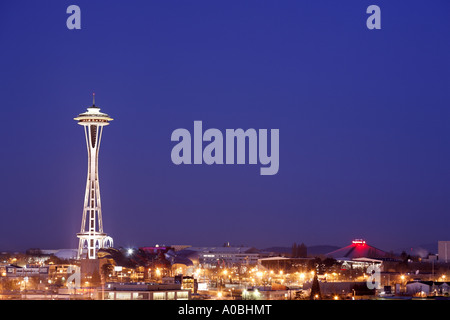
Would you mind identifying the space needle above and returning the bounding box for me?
[74,94,114,259]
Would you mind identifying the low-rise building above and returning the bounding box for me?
[101,282,190,300]
[179,246,260,268]
[406,280,450,296]
[257,257,313,273]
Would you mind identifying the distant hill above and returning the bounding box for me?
[261,245,340,256]
[308,245,340,255]
[261,247,291,254]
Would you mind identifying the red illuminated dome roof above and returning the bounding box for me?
[326,239,387,260]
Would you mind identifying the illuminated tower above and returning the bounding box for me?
[74,94,114,259]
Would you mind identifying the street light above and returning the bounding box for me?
[242,289,251,300]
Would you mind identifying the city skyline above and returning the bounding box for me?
[1,1,450,253]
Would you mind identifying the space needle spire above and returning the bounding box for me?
[74,95,114,259]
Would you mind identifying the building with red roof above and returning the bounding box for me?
[326,239,388,260]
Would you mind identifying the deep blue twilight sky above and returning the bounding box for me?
[0,1,449,253]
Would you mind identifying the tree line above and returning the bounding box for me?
[291,243,307,258]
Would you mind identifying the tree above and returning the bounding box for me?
[309,273,321,300]
[292,242,307,258]
[101,263,114,283]
[298,243,307,258]
[323,257,337,269]
[400,251,408,262]
[291,243,298,257]
[397,251,410,273]
[308,257,322,272]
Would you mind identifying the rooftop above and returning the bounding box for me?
[326,239,388,260]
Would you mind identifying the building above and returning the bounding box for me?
[325,239,387,272]
[438,241,450,263]
[40,249,78,260]
[302,281,375,299]
[406,280,450,296]
[326,239,388,260]
[242,287,298,300]
[178,246,260,268]
[102,282,190,300]
[5,265,49,279]
[48,264,75,282]
[257,257,313,273]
